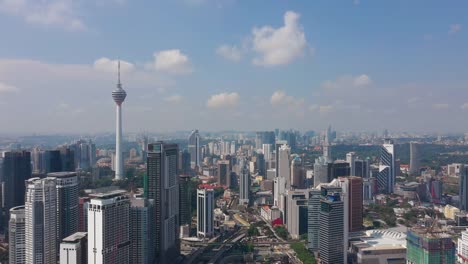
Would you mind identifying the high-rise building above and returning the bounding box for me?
[341,176,363,232]
[307,189,321,251]
[313,156,329,187]
[458,228,468,263]
[78,197,90,232]
[3,151,31,222]
[239,160,250,205]
[255,131,275,150]
[9,206,26,264]
[48,172,79,241]
[197,188,214,238]
[406,227,455,264]
[291,157,304,189]
[409,142,421,176]
[188,130,201,170]
[58,146,75,172]
[217,160,231,188]
[88,190,130,264]
[60,232,87,264]
[112,62,127,180]
[286,189,309,239]
[25,177,57,264]
[354,158,370,178]
[327,161,351,181]
[460,166,468,211]
[146,142,180,263]
[378,139,396,194]
[319,185,345,264]
[130,198,155,264]
[178,150,191,175]
[179,175,192,226]
[346,152,356,176]
[275,140,288,178]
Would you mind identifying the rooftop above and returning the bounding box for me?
[47,171,77,178]
[89,189,127,199]
[62,232,87,243]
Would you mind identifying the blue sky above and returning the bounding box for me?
[0,0,467,134]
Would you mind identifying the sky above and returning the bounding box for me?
[0,0,467,134]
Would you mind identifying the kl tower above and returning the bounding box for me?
[112,61,127,180]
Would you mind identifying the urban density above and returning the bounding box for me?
[0,1,467,264]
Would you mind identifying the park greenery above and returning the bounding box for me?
[291,242,316,264]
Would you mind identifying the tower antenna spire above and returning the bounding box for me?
[117,60,121,87]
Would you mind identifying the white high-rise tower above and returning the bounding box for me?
[112,61,127,180]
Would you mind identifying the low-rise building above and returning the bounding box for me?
[349,230,406,264]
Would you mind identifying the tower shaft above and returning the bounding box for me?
[115,104,123,180]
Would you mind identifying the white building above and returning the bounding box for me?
[9,206,26,264]
[25,177,57,264]
[88,190,130,264]
[378,140,396,194]
[458,228,468,263]
[197,189,214,238]
[60,232,87,264]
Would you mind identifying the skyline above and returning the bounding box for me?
[0,0,467,133]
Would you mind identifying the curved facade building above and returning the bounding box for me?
[409,142,421,176]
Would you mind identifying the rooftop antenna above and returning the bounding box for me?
[117,60,121,88]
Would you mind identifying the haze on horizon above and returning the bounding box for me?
[0,0,467,134]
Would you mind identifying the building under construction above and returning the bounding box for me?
[406,227,455,264]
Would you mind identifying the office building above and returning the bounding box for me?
[146,142,180,263]
[313,156,329,187]
[25,177,57,264]
[307,189,321,251]
[319,186,345,264]
[407,227,455,264]
[188,130,201,170]
[112,62,127,180]
[48,172,79,240]
[9,206,26,264]
[409,142,421,176]
[341,176,363,232]
[130,198,155,264]
[458,228,468,263]
[328,161,351,181]
[377,139,396,194]
[3,151,31,221]
[461,166,468,211]
[262,144,273,162]
[291,157,304,189]
[60,232,87,264]
[78,197,90,232]
[346,152,356,176]
[275,140,288,178]
[255,131,275,150]
[217,160,231,188]
[179,175,192,226]
[88,190,130,264]
[286,190,309,239]
[178,150,191,175]
[58,145,75,172]
[239,160,250,205]
[197,188,214,238]
[354,158,370,178]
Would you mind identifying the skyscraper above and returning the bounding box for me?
[60,232,87,264]
[179,175,192,226]
[255,131,276,150]
[130,197,155,264]
[48,172,79,240]
[217,160,231,188]
[377,139,396,194]
[340,176,363,232]
[460,166,468,211]
[278,144,291,188]
[146,142,180,263]
[112,61,127,180]
[25,177,57,264]
[88,190,130,264]
[197,188,214,238]
[409,142,421,176]
[319,185,345,264]
[9,206,26,264]
[346,152,356,176]
[188,130,201,170]
[3,151,31,223]
[239,160,250,205]
[291,156,304,189]
[286,189,309,239]
[407,227,455,264]
[307,189,321,251]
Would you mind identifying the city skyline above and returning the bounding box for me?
[0,1,466,133]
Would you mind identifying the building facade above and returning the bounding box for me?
[197,189,214,238]
[130,198,155,264]
[60,232,87,264]
[9,206,26,264]
[377,139,396,194]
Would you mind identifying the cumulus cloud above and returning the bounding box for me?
[152,49,192,75]
[252,11,308,66]
[0,82,19,93]
[0,0,86,31]
[270,90,304,107]
[164,95,183,104]
[93,58,135,73]
[449,24,462,35]
[322,74,373,90]
[216,44,242,62]
[206,92,239,109]
[432,103,449,110]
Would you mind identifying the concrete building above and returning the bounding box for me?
[291,157,304,189]
[25,177,57,264]
[217,160,231,188]
[239,160,250,205]
[461,165,468,211]
[255,131,275,150]
[179,175,192,226]
[60,232,87,264]
[307,189,321,251]
[146,142,180,263]
[458,228,468,263]
[346,152,357,176]
[349,230,406,264]
[409,142,421,176]
[112,61,127,180]
[378,139,396,194]
[313,156,329,187]
[286,190,309,239]
[130,198,155,264]
[260,206,281,223]
[188,130,201,170]
[88,190,130,264]
[341,176,363,232]
[197,189,214,238]
[406,227,455,264]
[9,206,26,264]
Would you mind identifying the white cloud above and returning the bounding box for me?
[432,103,449,110]
[93,58,135,73]
[151,49,192,75]
[0,82,19,93]
[164,95,183,104]
[449,24,462,35]
[216,44,242,62]
[0,0,86,31]
[252,11,308,66]
[206,92,239,109]
[270,90,304,107]
[322,74,373,90]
